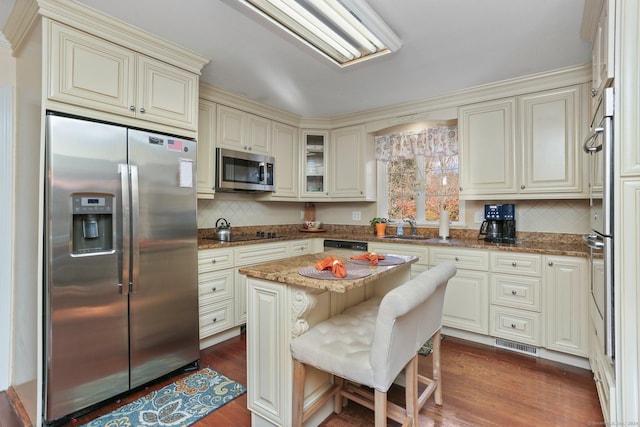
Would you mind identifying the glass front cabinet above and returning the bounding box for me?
[301,131,329,198]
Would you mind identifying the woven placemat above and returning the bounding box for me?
[298,265,372,280]
[347,254,406,266]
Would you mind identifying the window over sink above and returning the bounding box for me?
[375,121,464,226]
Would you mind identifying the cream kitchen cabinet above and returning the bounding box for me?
[459,98,517,197]
[197,99,216,198]
[234,241,297,326]
[458,85,587,199]
[544,255,589,357]
[489,252,543,346]
[197,248,236,346]
[430,247,490,335]
[48,21,199,131]
[589,0,615,117]
[300,125,373,201]
[329,125,369,199]
[518,86,585,195]
[217,105,271,155]
[301,130,330,198]
[269,122,299,199]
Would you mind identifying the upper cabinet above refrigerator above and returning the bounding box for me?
[583,0,615,119]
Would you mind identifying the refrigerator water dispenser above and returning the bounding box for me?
[71,194,114,254]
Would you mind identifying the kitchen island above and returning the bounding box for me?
[238,250,418,427]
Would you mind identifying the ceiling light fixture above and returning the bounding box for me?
[239,0,401,66]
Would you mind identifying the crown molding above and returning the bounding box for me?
[3,0,40,55]
[199,82,301,127]
[202,63,590,132]
[329,62,592,129]
[5,0,209,73]
[581,0,603,41]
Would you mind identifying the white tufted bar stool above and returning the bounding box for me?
[290,262,457,427]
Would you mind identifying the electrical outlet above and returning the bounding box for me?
[474,210,484,224]
[352,211,361,221]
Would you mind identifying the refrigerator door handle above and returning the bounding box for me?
[119,163,131,295]
[130,164,140,293]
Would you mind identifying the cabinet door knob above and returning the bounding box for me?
[548,261,554,267]
[511,324,517,329]
[129,105,135,111]
[139,107,146,113]
[511,290,517,295]
[211,259,216,264]
[212,317,217,323]
[454,256,460,261]
[459,186,463,192]
[211,287,217,292]
[520,185,526,190]
[591,88,598,98]
[512,262,517,267]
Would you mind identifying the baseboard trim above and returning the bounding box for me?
[7,386,32,427]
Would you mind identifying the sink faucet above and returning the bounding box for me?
[404,218,417,236]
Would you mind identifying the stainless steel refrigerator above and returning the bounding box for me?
[44,113,200,424]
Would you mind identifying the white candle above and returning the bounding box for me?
[439,210,450,239]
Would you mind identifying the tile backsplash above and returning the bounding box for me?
[199,196,590,235]
[464,199,590,234]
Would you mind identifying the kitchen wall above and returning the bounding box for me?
[0,45,15,392]
[198,195,590,235]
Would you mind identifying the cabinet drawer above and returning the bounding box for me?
[490,274,541,311]
[198,248,234,273]
[490,306,542,346]
[290,240,312,255]
[368,243,429,266]
[430,247,489,271]
[235,242,289,266]
[199,301,234,339]
[198,269,234,305]
[490,252,542,276]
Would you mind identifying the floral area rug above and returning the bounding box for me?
[418,334,445,356]
[418,338,433,356]
[81,367,246,427]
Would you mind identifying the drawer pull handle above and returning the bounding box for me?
[511,290,517,295]
[211,259,216,264]
[212,287,217,292]
[512,262,517,267]
[511,324,517,329]
[212,317,217,323]
[455,256,460,261]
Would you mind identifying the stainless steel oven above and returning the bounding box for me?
[583,87,614,360]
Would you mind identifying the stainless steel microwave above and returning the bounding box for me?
[215,148,275,192]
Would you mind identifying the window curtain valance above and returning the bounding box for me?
[375,126,458,162]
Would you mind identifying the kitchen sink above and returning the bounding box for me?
[381,235,431,241]
[381,236,462,244]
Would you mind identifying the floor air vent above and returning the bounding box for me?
[494,338,539,356]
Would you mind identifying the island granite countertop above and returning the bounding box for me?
[238,250,418,293]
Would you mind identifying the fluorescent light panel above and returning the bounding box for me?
[241,0,401,66]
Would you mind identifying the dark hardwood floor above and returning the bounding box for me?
[1,333,603,426]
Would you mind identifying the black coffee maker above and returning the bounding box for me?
[479,204,517,243]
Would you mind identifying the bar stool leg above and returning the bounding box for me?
[433,330,443,405]
[292,359,306,427]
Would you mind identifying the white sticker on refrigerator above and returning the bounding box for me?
[179,158,193,188]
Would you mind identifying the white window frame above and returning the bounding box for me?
[376,160,466,226]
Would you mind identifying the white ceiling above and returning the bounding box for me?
[1,0,591,117]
